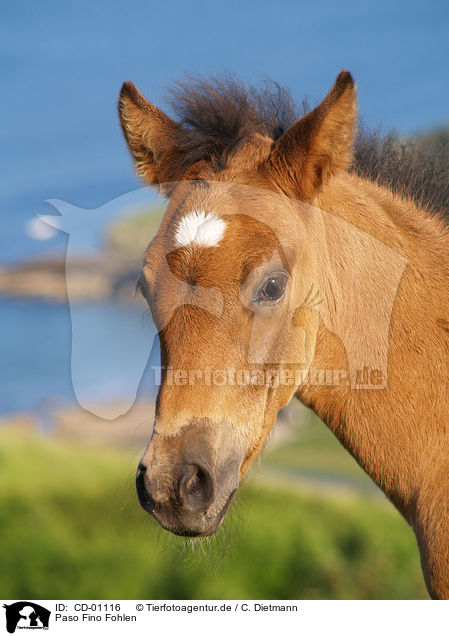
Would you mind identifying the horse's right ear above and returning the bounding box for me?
[118,82,185,186]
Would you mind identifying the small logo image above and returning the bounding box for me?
[2,602,51,634]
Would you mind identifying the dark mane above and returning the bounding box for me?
[353,127,449,219]
[167,75,449,218]
[167,74,305,169]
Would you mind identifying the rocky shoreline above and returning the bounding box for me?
[0,253,141,304]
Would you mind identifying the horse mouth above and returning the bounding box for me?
[170,527,213,538]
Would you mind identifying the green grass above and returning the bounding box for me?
[263,404,381,493]
[0,430,427,599]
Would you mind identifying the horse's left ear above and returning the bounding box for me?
[118,81,185,187]
[267,71,357,201]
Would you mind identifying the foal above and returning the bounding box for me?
[118,72,449,598]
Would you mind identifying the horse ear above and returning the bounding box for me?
[267,71,357,201]
[118,81,185,186]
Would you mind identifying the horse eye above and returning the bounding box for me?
[254,272,288,303]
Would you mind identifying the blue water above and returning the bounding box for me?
[0,297,160,415]
[1,0,448,414]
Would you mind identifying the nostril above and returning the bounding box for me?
[178,464,214,512]
[136,463,153,513]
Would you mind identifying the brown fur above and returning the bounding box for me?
[119,72,449,598]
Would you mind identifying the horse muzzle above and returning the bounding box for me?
[136,419,244,536]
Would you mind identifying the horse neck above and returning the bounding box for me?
[296,171,449,516]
